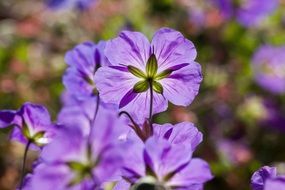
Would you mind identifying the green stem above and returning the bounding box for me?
[19,140,32,190]
[148,80,154,134]
[92,95,100,126]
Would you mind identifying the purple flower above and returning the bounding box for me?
[252,45,285,94]
[63,41,110,101]
[23,163,89,190]
[95,28,202,122]
[115,136,212,189]
[45,0,97,11]
[0,103,56,148]
[127,121,203,149]
[30,104,129,189]
[251,166,285,190]
[237,0,278,27]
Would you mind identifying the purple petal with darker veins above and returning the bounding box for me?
[143,149,155,173]
[119,89,138,108]
[109,66,129,72]
[168,63,189,72]
[251,166,277,190]
[122,167,142,183]
[163,128,173,139]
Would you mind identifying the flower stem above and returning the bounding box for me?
[19,140,32,190]
[88,95,100,143]
[92,95,100,126]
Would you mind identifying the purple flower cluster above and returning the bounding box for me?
[251,166,285,190]
[0,27,213,190]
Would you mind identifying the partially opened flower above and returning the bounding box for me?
[115,136,212,189]
[126,119,203,148]
[95,27,202,122]
[251,166,285,190]
[63,41,109,100]
[153,122,203,150]
[0,103,56,148]
[252,45,285,94]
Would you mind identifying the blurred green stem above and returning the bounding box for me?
[19,140,32,190]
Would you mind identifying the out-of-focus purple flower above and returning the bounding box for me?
[237,0,278,27]
[26,104,129,189]
[58,92,98,136]
[63,41,109,101]
[115,136,212,189]
[58,91,117,136]
[23,163,88,190]
[251,166,285,190]
[45,0,97,11]
[261,100,285,132]
[252,45,285,94]
[0,103,56,148]
[211,0,233,19]
[95,28,202,122]
[217,140,252,165]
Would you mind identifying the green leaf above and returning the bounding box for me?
[133,80,149,93]
[146,54,158,77]
[155,69,172,80]
[128,65,146,78]
[153,81,163,94]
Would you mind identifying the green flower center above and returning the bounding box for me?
[128,54,172,94]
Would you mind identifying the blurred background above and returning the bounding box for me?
[0,0,285,189]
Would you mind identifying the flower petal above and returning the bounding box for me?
[160,62,202,106]
[168,158,213,187]
[63,67,95,100]
[151,27,197,72]
[154,122,203,151]
[121,91,167,123]
[65,41,96,76]
[144,137,192,180]
[18,103,52,136]
[251,166,277,190]
[0,110,15,128]
[105,30,150,70]
[94,66,139,105]
[264,177,285,190]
